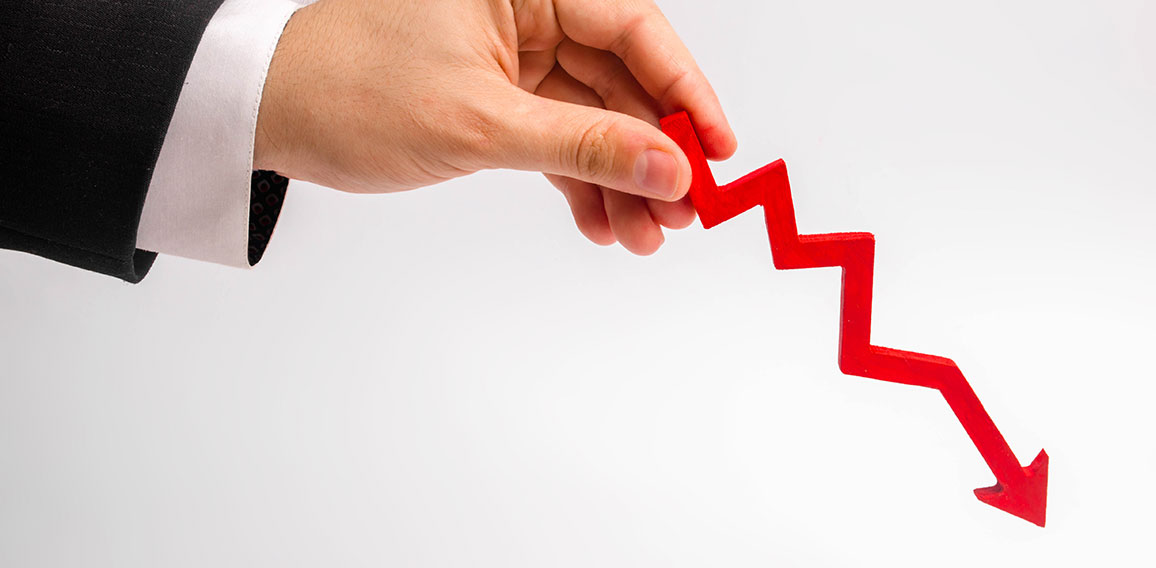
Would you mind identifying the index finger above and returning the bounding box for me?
[551,0,737,160]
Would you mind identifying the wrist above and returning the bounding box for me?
[254,5,310,175]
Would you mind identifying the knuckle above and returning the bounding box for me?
[571,118,617,180]
[443,98,505,170]
[611,8,660,57]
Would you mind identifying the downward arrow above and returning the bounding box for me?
[662,112,1049,526]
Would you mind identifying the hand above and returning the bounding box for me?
[255,0,737,255]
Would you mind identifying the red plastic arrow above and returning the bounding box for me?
[662,112,1048,526]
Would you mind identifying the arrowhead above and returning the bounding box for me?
[973,449,1049,527]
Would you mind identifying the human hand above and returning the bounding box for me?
[254,0,736,255]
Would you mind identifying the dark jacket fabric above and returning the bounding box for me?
[0,0,226,282]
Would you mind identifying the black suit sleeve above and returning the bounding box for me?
[0,0,226,282]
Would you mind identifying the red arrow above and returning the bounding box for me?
[661,112,1048,526]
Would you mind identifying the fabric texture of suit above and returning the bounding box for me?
[0,0,226,282]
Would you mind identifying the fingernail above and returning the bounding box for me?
[633,149,679,199]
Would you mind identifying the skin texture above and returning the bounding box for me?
[255,0,737,255]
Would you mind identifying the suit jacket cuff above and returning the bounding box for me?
[0,0,229,282]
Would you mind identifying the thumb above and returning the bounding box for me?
[493,89,692,201]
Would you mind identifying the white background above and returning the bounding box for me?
[2,0,1154,566]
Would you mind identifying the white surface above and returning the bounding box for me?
[2,0,1154,566]
[137,0,304,267]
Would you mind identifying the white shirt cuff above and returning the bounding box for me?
[137,0,306,268]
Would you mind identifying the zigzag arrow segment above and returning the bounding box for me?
[662,112,1048,526]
